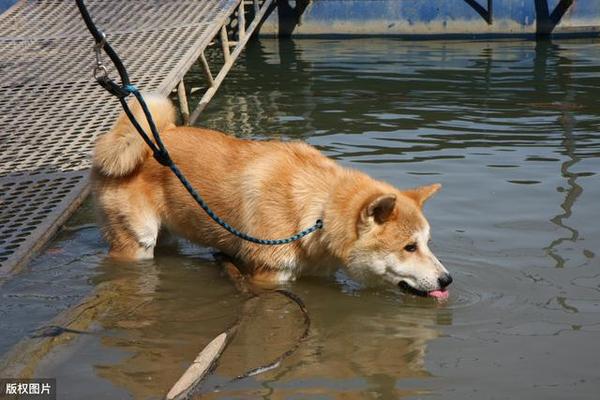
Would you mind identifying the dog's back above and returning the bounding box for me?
[92,95,347,274]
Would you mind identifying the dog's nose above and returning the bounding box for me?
[438,273,453,289]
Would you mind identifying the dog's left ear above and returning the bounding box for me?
[404,183,441,208]
[361,193,397,225]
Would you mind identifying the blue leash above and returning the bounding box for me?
[76,0,323,245]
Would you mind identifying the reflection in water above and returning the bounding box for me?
[532,40,583,269]
[51,255,243,399]
[198,286,442,399]
[547,110,582,268]
[37,256,440,399]
[11,37,600,400]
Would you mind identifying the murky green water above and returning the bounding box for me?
[2,38,600,399]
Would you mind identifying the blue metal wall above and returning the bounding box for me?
[1,1,598,37]
[260,0,600,37]
[0,0,16,13]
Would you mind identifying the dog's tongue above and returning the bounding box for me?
[428,290,449,300]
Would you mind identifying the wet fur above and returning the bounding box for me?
[92,96,449,289]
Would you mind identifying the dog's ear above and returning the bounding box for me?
[362,193,397,225]
[404,183,441,207]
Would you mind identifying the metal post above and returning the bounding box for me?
[220,25,231,63]
[177,80,190,125]
[238,1,245,40]
[199,51,214,87]
[189,0,275,124]
[253,0,259,15]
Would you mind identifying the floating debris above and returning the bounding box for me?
[166,332,228,400]
[30,325,90,338]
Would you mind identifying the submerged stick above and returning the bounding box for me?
[165,333,228,400]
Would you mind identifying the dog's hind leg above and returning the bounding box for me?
[101,208,160,261]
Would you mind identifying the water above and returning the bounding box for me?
[1,38,600,399]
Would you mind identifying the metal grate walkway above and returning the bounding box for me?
[0,0,273,276]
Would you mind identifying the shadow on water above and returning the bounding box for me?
[2,37,600,399]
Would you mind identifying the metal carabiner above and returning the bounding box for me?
[93,31,108,80]
[93,64,108,80]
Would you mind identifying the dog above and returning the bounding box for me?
[91,95,452,297]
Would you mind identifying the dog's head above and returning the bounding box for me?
[345,183,451,297]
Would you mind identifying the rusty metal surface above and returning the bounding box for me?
[0,0,241,276]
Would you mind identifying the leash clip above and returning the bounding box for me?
[93,31,108,80]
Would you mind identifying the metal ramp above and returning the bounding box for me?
[0,0,273,276]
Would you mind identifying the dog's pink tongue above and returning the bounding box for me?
[428,290,449,300]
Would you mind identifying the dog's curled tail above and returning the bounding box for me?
[93,94,176,177]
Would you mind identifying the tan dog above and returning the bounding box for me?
[92,95,452,296]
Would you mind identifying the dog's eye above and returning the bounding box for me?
[404,243,417,252]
